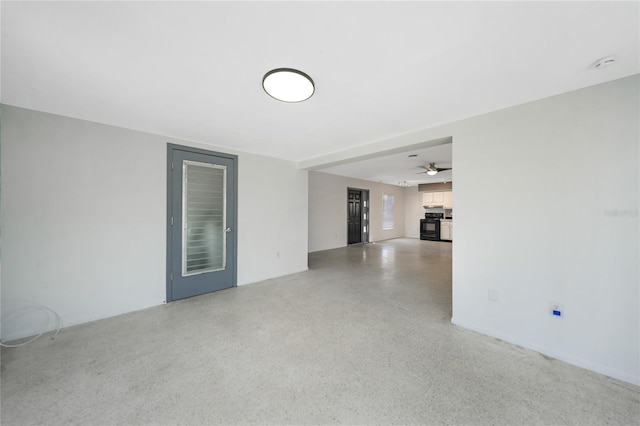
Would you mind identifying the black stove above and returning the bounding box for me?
[420,213,443,240]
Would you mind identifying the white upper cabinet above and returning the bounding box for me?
[422,191,452,207]
[431,191,444,203]
[423,191,443,206]
[443,191,453,209]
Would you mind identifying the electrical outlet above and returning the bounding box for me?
[549,302,564,318]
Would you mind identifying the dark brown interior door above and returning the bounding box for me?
[348,189,362,244]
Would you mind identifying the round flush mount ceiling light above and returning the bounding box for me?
[263,68,314,102]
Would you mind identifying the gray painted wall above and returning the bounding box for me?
[0,105,308,341]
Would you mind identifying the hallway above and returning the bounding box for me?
[1,239,637,425]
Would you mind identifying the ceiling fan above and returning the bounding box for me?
[417,163,452,176]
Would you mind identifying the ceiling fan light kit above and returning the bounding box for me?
[594,56,616,69]
[262,68,315,102]
[418,162,452,176]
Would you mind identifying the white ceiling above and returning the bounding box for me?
[319,140,453,187]
[2,1,638,183]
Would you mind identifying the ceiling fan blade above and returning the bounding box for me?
[436,167,452,172]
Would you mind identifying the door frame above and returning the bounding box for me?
[166,143,238,303]
[347,187,370,245]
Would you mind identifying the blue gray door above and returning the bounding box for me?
[167,144,237,301]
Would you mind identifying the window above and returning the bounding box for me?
[182,160,227,276]
[382,193,395,230]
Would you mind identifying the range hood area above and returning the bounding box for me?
[420,182,453,209]
[422,191,453,209]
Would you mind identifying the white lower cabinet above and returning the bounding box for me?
[440,220,453,241]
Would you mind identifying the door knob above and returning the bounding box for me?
[224,227,233,233]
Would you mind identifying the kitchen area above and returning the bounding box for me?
[419,186,453,242]
[311,139,454,244]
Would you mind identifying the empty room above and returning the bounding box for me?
[1,1,638,425]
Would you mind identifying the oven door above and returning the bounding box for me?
[420,219,441,240]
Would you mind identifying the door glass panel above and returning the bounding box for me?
[182,160,226,276]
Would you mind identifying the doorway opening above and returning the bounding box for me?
[347,188,370,245]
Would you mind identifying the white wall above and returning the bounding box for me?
[309,75,640,385]
[403,186,424,239]
[238,154,308,284]
[0,105,308,341]
[450,75,639,385]
[308,172,405,252]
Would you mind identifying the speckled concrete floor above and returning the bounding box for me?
[1,238,638,425]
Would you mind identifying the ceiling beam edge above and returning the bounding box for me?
[297,134,452,171]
